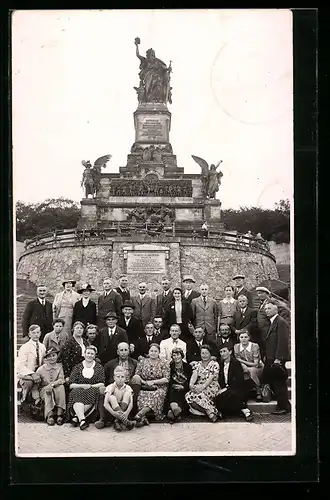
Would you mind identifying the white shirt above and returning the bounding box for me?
[174,300,182,323]
[239,342,252,352]
[223,360,230,385]
[240,307,247,315]
[108,328,116,337]
[163,290,169,296]
[159,337,187,362]
[82,360,95,379]
[38,298,46,306]
[269,314,278,324]
[222,298,236,304]
[82,298,89,307]
[146,335,153,343]
[196,340,203,347]
[139,294,146,301]
[17,339,46,377]
[185,290,191,298]
[125,317,131,327]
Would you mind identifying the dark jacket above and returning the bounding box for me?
[61,336,88,378]
[186,338,218,363]
[115,287,131,303]
[218,356,245,392]
[97,326,128,365]
[21,299,53,340]
[135,335,162,359]
[168,361,192,393]
[232,307,257,335]
[163,299,193,336]
[97,291,123,329]
[233,286,253,307]
[131,295,156,328]
[104,356,137,385]
[155,290,173,317]
[118,315,144,347]
[215,336,237,358]
[264,314,290,362]
[183,289,201,304]
[72,299,97,327]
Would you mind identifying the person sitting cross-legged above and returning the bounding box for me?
[103,366,136,431]
[233,329,264,402]
[215,345,254,422]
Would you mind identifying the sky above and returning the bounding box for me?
[12,9,293,210]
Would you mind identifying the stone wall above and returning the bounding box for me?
[17,238,278,300]
[268,241,291,265]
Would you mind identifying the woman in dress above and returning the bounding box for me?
[72,283,97,327]
[134,343,170,426]
[233,329,264,402]
[52,280,80,336]
[35,347,66,425]
[67,345,105,430]
[166,347,192,423]
[61,321,88,378]
[218,285,238,328]
[185,345,220,422]
[163,287,193,343]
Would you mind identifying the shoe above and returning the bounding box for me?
[126,420,136,430]
[271,408,290,415]
[208,412,218,423]
[114,420,122,431]
[46,416,55,426]
[217,412,223,420]
[79,419,89,430]
[255,393,263,402]
[71,416,79,427]
[56,416,64,426]
[94,419,105,429]
[244,411,254,422]
[167,410,175,421]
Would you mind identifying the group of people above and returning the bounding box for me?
[17,273,291,431]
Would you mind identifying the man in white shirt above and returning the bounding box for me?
[159,324,187,362]
[17,324,46,403]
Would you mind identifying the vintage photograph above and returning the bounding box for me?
[13,9,294,457]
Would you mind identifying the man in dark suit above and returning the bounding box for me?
[232,295,258,342]
[215,345,254,421]
[131,282,156,328]
[182,275,200,304]
[232,274,253,307]
[118,300,144,357]
[97,277,123,330]
[135,322,162,359]
[97,312,128,365]
[186,326,218,364]
[72,283,97,327]
[21,284,53,342]
[262,300,291,415]
[153,317,168,341]
[115,275,131,303]
[95,341,139,429]
[215,324,237,358]
[155,276,173,317]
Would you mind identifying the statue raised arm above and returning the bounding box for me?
[192,155,224,199]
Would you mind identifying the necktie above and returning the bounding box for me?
[203,297,207,306]
[35,342,40,368]
[156,330,160,336]
[241,309,245,314]
[147,336,152,343]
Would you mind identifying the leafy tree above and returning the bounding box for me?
[16,198,80,241]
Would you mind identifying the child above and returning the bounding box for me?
[36,347,67,425]
[103,366,135,431]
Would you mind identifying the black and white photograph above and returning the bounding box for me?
[12,9,295,457]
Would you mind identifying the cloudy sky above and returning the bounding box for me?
[12,9,293,210]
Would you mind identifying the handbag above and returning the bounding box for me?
[261,384,272,403]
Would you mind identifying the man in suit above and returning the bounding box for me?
[186,326,218,365]
[215,324,237,357]
[159,324,187,362]
[153,317,168,341]
[72,283,97,327]
[22,284,53,342]
[17,324,46,403]
[95,341,139,429]
[115,275,131,303]
[118,300,144,356]
[155,276,173,317]
[262,300,291,415]
[182,275,200,304]
[135,322,162,360]
[215,344,253,421]
[97,312,128,365]
[232,295,258,342]
[131,282,156,328]
[232,274,253,307]
[191,284,219,340]
[97,277,123,330]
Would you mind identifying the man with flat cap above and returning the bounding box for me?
[232,274,253,307]
[182,275,200,304]
[97,277,123,330]
[97,311,128,365]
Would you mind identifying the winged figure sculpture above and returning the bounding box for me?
[191,155,223,199]
[81,155,112,198]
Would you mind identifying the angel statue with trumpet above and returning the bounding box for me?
[191,155,224,199]
[81,155,112,198]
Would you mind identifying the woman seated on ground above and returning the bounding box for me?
[185,345,220,422]
[67,345,105,430]
[166,347,192,423]
[233,329,264,402]
[35,347,66,425]
[61,321,88,379]
[84,324,101,363]
[103,366,135,431]
[134,343,170,426]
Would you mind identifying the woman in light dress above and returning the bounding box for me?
[218,285,238,328]
[53,280,80,336]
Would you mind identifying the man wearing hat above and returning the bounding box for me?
[97,277,123,330]
[52,279,80,336]
[182,275,200,304]
[232,275,253,307]
[118,300,144,356]
[97,311,128,365]
[72,283,97,327]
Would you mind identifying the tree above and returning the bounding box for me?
[16,198,80,241]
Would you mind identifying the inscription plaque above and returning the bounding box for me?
[136,114,169,143]
[127,251,166,274]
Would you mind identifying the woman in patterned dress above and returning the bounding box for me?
[52,280,80,336]
[185,345,220,422]
[61,321,88,378]
[67,345,105,430]
[166,347,192,423]
[218,285,238,328]
[134,343,170,426]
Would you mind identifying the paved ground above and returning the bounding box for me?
[16,418,294,456]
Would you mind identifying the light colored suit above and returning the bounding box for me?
[17,339,46,377]
[131,294,156,328]
[191,296,219,338]
[159,337,187,362]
